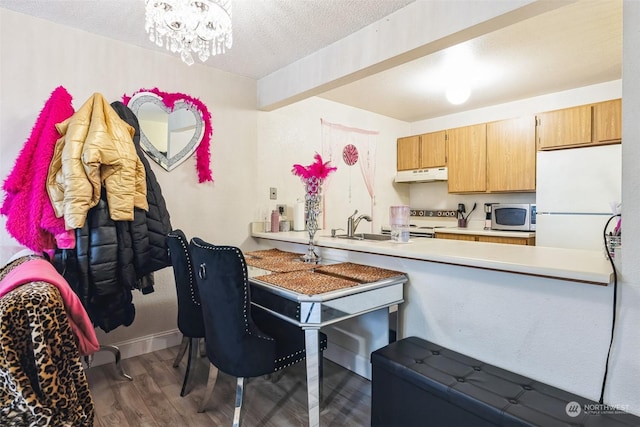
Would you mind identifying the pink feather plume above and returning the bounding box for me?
[292,153,337,181]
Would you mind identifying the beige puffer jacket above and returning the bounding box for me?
[47,93,148,230]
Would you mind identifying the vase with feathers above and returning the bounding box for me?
[292,154,337,263]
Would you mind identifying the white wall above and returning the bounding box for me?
[256,97,410,234]
[0,9,258,347]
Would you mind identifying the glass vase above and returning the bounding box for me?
[302,177,322,263]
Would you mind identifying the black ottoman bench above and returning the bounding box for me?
[371,337,640,427]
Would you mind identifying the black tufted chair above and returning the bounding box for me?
[189,237,328,426]
[166,229,206,397]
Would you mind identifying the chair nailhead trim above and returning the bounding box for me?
[168,233,200,307]
[273,338,328,371]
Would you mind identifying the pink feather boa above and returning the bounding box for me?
[1,86,75,252]
[123,88,213,183]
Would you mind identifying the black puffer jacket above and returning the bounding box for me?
[111,101,172,285]
[56,189,135,332]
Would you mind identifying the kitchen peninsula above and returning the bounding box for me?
[251,229,612,285]
[251,227,617,405]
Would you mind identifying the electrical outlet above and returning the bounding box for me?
[269,187,277,200]
[276,204,286,215]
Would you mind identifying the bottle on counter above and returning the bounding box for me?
[277,205,291,231]
[271,210,280,233]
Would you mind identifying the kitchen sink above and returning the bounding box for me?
[336,233,392,241]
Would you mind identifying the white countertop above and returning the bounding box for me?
[251,230,613,286]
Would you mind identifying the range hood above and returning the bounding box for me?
[395,167,448,183]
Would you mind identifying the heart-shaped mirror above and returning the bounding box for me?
[125,88,213,182]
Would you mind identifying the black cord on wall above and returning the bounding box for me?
[599,213,621,404]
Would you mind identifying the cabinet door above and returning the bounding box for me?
[478,236,535,245]
[537,105,592,150]
[447,124,487,193]
[487,116,536,192]
[420,131,447,168]
[593,99,621,143]
[435,233,477,241]
[397,136,420,170]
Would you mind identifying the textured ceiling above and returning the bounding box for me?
[0,0,622,122]
[0,0,415,79]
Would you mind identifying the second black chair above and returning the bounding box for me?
[166,229,206,397]
[190,237,328,426]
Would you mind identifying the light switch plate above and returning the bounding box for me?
[270,187,277,200]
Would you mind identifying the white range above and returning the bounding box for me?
[381,209,458,238]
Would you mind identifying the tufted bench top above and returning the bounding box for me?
[371,336,640,427]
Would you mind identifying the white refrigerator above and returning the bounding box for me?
[536,145,621,251]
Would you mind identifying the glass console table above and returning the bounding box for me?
[245,249,407,427]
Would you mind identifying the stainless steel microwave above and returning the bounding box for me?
[491,204,536,231]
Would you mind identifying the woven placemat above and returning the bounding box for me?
[244,248,302,259]
[245,257,316,273]
[254,270,359,295]
[315,262,404,283]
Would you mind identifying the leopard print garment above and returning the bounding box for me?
[0,256,94,426]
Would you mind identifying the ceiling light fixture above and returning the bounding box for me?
[446,85,471,105]
[145,0,233,66]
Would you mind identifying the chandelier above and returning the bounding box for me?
[145,0,233,66]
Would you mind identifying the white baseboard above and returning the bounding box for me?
[89,329,183,367]
[324,341,372,380]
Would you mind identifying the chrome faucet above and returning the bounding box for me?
[346,209,372,237]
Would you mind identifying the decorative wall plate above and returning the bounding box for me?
[343,144,359,166]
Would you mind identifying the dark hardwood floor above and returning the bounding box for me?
[85,345,372,426]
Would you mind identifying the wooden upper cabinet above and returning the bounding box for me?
[447,123,487,193]
[593,99,622,143]
[397,131,447,171]
[487,116,536,192]
[537,99,621,150]
[419,131,447,168]
[537,104,592,150]
[397,135,421,170]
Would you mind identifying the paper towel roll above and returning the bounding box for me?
[293,200,305,231]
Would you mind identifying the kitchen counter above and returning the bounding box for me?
[251,229,613,286]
